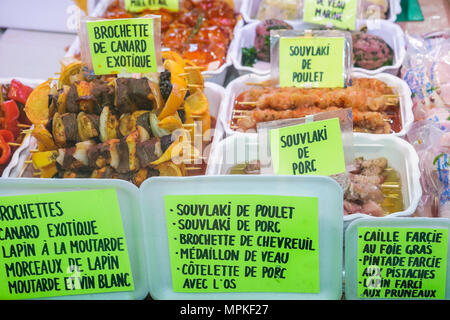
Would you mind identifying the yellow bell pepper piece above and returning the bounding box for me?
[31,150,59,170]
[39,163,58,178]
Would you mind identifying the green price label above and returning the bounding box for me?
[269,118,346,176]
[164,194,320,293]
[0,189,135,300]
[279,37,345,88]
[303,0,358,30]
[124,0,179,12]
[86,18,158,75]
[357,227,448,299]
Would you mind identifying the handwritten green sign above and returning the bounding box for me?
[303,0,358,30]
[164,194,320,293]
[357,227,448,299]
[269,117,346,176]
[124,0,179,12]
[279,36,345,88]
[0,189,134,300]
[86,18,158,75]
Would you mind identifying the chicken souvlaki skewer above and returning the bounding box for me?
[235,86,399,112]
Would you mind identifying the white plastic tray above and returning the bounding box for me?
[220,72,414,138]
[8,81,226,179]
[241,0,401,24]
[0,77,46,178]
[141,175,344,300]
[0,178,148,300]
[66,0,245,86]
[206,133,422,227]
[344,217,450,300]
[230,19,406,77]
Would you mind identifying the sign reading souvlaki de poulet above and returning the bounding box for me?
[80,15,162,75]
[272,29,352,89]
[0,189,135,300]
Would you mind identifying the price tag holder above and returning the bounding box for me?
[141,175,344,300]
[279,36,345,88]
[124,0,180,12]
[80,16,162,75]
[303,0,358,30]
[268,117,346,176]
[0,178,147,300]
[345,217,450,300]
[270,30,352,89]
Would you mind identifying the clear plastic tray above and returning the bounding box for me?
[241,0,402,24]
[66,0,245,86]
[9,82,226,179]
[220,72,414,138]
[206,133,422,227]
[230,19,405,76]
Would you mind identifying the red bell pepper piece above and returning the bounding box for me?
[0,129,14,143]
[0,135,11,165]
[7,79,33,104]
[1,100,20,122]
[1,100,20,139]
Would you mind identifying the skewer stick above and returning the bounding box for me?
[184,66,205,70]
[30,149,39,153]
[233,115,251,119]
[21,129,33,135]
[8,142,21,147]
[238,101,257,106]
[33,172,42,176]
[188,84,203,88]
[24,160,33,164]
[233,109,252,114]
[18,123,32,128]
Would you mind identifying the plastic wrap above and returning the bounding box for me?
[401,31,450,122]
[406,120,450,218]
[269,29,353,88]
[256,108,354,174]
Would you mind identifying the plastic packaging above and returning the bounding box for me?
[405,120,450,219]
[231,19,405,77]
[269,29,353,88]
[401,31,450,122]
